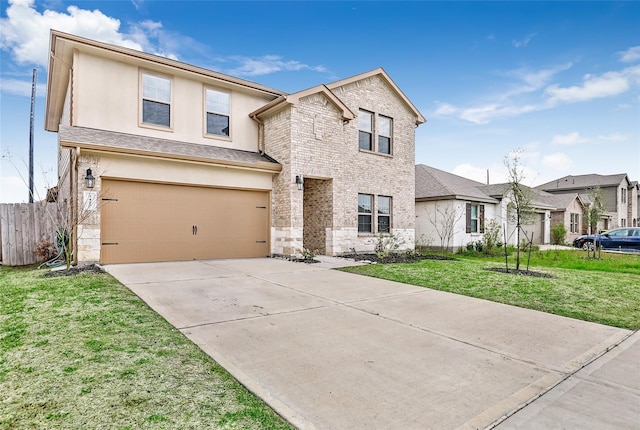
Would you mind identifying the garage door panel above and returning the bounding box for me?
[101,180,270,264]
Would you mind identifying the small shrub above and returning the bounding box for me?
[299,248,316,261]
[375,234,405,259]
[551,223,567,245]
[481,219,501,254]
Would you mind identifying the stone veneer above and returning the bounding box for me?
[76,153,102,262]
[264,75,417,256]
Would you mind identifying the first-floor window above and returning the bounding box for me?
[358,194,373,233]
[621,218,627,227]
[358,193,393,233]
[570,213,579,233]
[466,203,485,233]
[378,196,392,233]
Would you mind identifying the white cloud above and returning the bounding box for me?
[225,55,327,77]
[550,132,588,146]
[512,33,536,48]
[0,0,149,67]
[452,163,491,184]
[544,65,640,104]
[0,77,47,97]
[619,46,640,63]
[459,103,538,125]
[596,133,627,142]
[433,102,457,115]
[542,153,574,171]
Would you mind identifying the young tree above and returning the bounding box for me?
[504,151,537,270]
[585,186,607,258]
[426,202,464,254]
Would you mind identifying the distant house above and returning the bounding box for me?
[415,164,554,251]
[542,193,588,244]
[44,30,425,265]
[536,174,639,231]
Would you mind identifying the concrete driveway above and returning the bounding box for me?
[104,258,637,430]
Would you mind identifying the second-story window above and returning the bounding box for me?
[141,73,171,128]
[206,88,230,137]
[378,116,392,154]
[358,110,373,151]
[358,110,393,154]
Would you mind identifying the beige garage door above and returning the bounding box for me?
[100,180,270,264]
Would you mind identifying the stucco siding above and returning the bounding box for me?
[72,51,273,153]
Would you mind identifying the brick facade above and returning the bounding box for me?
[264,74,420,256]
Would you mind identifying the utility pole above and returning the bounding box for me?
[29,68,37,203]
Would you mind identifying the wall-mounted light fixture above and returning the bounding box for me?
[85,168,95,189]
[295,175,304,191]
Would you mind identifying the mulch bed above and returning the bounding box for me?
[484,267,553,278]
[43,264,105,278]
[341,253,457,264]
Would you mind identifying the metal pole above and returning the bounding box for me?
[29,68,37,203]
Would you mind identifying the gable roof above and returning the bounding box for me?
[479,183,556,210]
[536,173,629,192]
[251,68,425,125]
[326,68,426,125]
[46,30,284,132]
[250,84,356,121]
[415,164,498,203]
[540,193,585,211]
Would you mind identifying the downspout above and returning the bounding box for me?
[249,112,265,155]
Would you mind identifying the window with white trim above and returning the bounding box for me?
[377,196,392,233]
[358,110,373,151]
[378,116,392,155]
[205,88,230,137]
[570,213,579,233]
[358,110,393,154]
[358,193,373,233]
[141,73,171,127]
[358,193,393,234]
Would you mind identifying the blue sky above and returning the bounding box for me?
[1,0,639,203]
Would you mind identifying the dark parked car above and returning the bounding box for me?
[573,227,640,251]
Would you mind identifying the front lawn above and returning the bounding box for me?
[0,265,294,429]
[461,248,640,275]
[340,252,640,330]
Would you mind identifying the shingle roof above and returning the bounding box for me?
[536,173,628,191]
[58,125,281,171]
[415,164,498,203]
[479,183,556,210]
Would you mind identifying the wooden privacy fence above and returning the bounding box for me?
[0,202,62,266]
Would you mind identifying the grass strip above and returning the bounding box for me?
[0,265,294,429]
[341,257,640,330]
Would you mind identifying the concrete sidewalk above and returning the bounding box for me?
[104,258,637,429]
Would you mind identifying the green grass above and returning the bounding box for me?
[341,252,640,330]
[0,265,294,430]
[460,248,640,275]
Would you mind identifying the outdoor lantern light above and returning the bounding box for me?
[85,168,95,189]
[295,175,303,191]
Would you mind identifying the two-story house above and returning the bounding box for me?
[45,31,425,265]
[536,173,638,232]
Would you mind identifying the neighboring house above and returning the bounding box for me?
[542,193,588,244]
[536,173,639,231]
[44,31,425,265]
[415,165,554,252]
